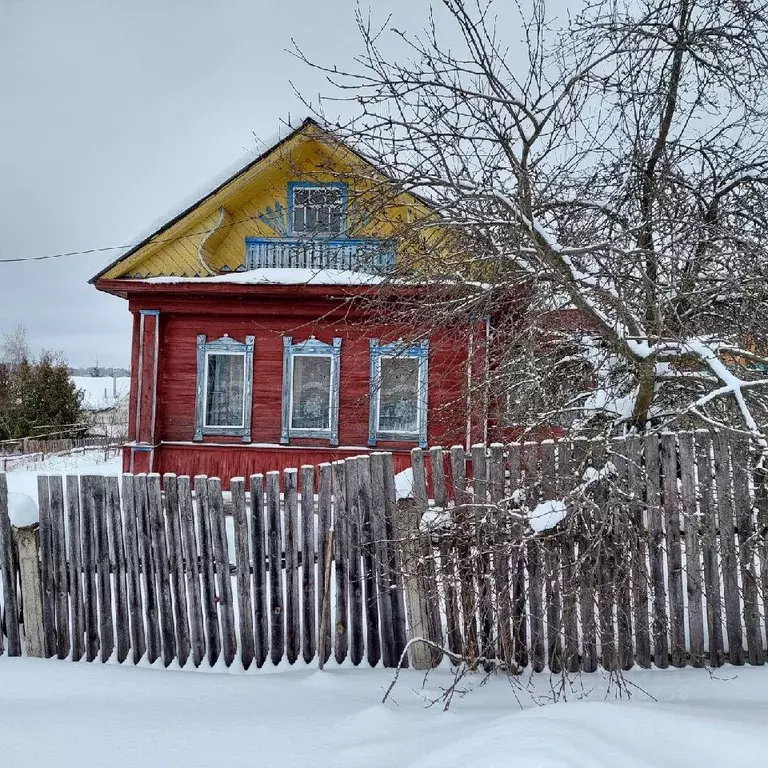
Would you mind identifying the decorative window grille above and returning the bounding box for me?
[289,183,346,236]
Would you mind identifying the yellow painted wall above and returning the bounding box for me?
[104,127,427,279]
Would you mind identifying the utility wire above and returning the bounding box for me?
[0,212,265,265]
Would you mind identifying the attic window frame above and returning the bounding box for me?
[288,182,347,238]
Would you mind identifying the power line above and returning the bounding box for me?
[0,212,265,265]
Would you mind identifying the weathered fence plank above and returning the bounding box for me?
[163,474,190,667]
[412,447,442,665]
[66,475,85,662]
[610,442,634,671]
[250,474,268,668]
[678,433,704,667]
[148,474,175,666]
[300,465,316,665]
[370,453,395,668]
[472,443,494,661]
[450,444,478,660]
[346,457,364,666]
[571,439,596,673]
[266,471,284,665]
[48,476,70,660]
[626,437,650,668]
[178,475,204,667]
[208,477,236,667]
[317,463,333,666]
[644,434,669,669]
[106,476,130,664]
[80,475,100,662]
[557,441,580,673]
[357,455,381,667]
[382,452,407,663]
[194,475,220,666]
[507,442,528,668]
[661,434,686,668]
[284,468,300,665]
[523,443,545,673]
[318,529,335,671]
[91,475,114,663]
[731,437,764,666]
[15,526,43,657]
[539,441,562,673]
[591,440,616,672]
[37,475,56,657]
[231,477,254,670]
[755,462,768,663]
[431,446,461,657]
[331,460,348,664]
[121,473,146,664]
[397,496,434,670]
[712,432,744,665]
[694,431,724,667]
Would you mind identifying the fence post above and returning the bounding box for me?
[396,498,435,670]
[0,474,21,656]
[15,525,45,657]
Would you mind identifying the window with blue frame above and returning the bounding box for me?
[281,336,342,445]
[289,182,346,236]
[369,339,428,447]
[194,334,255,442]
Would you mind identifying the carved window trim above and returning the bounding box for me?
[194,334,255,442]
[281,336,342,445]
[368,339,428,448]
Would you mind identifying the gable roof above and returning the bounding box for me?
[90,117,435,283]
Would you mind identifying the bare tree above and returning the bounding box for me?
[297,0,768,445]
[0,324,30,369]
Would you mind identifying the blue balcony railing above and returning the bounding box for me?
[245,237,396,273]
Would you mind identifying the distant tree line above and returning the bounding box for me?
[0,325,83,441]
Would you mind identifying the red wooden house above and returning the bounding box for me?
[92,119,488,482]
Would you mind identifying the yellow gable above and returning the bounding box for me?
[94,120,431,280]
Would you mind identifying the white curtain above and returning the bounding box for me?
[205,353,245,427]
[291,356,331,430]
[378,357,418,433]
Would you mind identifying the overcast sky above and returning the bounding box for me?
[0,0,435,367]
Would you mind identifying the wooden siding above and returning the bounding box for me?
[122,443,415,485]
[101,127,424,280]
[121,288,478,481]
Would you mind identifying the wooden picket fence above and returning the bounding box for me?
[0,453,408,669]
[1,430,767,673]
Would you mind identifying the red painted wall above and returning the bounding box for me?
[122,286,481,481]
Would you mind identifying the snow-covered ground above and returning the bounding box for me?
[0,658,765,767]
[71,375,130,411]
[3,451,122,525]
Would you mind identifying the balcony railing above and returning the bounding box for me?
[245,237,396,273]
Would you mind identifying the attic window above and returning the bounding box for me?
[289,183,345,236]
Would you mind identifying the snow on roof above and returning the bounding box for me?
[72,376,131,411]
[135,268,386,287]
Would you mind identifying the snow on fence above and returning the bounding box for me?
[0,431,767,673]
